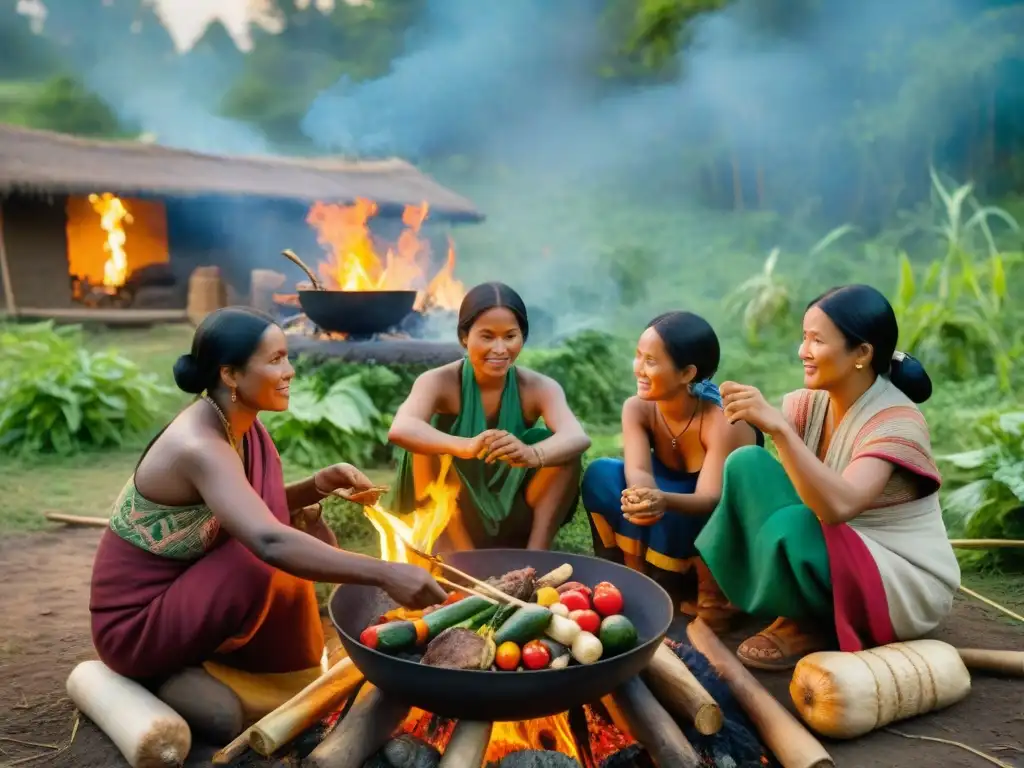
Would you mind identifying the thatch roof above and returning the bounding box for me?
[0,124,483,221]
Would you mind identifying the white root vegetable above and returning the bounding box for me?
[536,564,573,590]
[790,639,971,739]
[549,603,570,618]
[67,660,191,767]
[572,631,604,665]
[545,614,581,646]
[549,654,571,669]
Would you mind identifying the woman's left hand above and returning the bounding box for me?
[719,381,787,435]
[484,433,540,468]
[315,463,385,505]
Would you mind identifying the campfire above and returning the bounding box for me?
[272,463,806,768]
[275,198,468,339]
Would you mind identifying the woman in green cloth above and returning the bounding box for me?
[388,282,592,551]
[694,285,956,671]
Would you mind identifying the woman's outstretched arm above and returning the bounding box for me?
[530,375,592,464]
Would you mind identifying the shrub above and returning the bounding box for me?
[261,373,388,469]
[939,409,1024,572]
[0,322,171,455]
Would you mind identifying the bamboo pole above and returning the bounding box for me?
[949,539,1024,549]
[603,677,701,768]
[687,618,834,768]
[0,206,17,316]
[44,512,109,527]
[957,648,1024,678]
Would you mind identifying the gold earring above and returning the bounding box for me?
[231,387,237,402]
[855,363,864,370]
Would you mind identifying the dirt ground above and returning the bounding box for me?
[0,529,1021,768]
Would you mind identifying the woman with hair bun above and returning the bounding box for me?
[388,282,591,551]
[90,307,446,742]
[697,284,960,670]
[582,311,762,628]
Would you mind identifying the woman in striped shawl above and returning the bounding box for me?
[694,284,960,670]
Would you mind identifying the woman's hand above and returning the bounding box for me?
[720,381,787,435]
[458,429,506,460]
[380,563,449,608]
[621,487,666,526]
[484,433,540,467]
[315,463,385,505]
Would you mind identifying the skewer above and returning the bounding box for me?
[393,533,532,608]
[436,577,501,605]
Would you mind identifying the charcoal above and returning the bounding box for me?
[486,567,537,601]
[421,627,489,670]
[496,750,580,768]
[382,734,441,768]
[599,744,652,767]
[667,641,775,766]
[362,755,392,768]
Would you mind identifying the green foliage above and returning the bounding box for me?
[0,323,171,455]
[0,74,129,137]
[261,373,388,469]
[891,169,1020,390]
[520,330,634,428]
[939,409,1024,572]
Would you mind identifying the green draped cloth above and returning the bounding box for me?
[694,446,833,620]
[390,361,553,536]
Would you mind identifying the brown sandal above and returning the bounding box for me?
[736,617,827,671]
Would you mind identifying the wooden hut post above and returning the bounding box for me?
[0,204,17,316]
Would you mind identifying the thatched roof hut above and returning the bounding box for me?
[0,125,483,319]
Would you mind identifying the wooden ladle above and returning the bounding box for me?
[281,248,324,291]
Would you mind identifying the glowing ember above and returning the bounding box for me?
[88,192,132,290]
[486,715,579,762]
[306,198,466,312]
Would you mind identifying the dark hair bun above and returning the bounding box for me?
[889,352,932,404]
[172,353,205,395]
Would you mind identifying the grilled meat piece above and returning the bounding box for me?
[486,566,537,601]
[421,628,494,670]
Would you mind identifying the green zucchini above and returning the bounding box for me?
[494,605,553,646]
[421,596,493,639]
[487,603,518,631]
[359,620,417,653]
[454,604,499,630]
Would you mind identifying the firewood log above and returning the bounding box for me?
[66,660,191,768]
[604,676,701,768]
[686,618,834,768]
[643,642,723,735]
[249,657,364,755]
[438,721,492,767]
[957,647,1024,677]
[304,684,411,768]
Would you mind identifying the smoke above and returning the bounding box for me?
[37,0,270,154]
[299,0,1002,328]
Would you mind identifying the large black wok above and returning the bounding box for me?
[298,288,417,336]
[329,549,674,722]
[281,248,417,336]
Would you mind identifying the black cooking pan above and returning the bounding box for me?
[281,249,417,336]
[329,549,674,722]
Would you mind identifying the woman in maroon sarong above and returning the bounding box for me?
[89,307,447,742]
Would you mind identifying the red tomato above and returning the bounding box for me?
[570,609,601,633]
[559,589,591,612]
[592,584,624,616]
[521,639,552,670]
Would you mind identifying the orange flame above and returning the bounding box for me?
[88,192,132,290]
[306,199,465,312]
